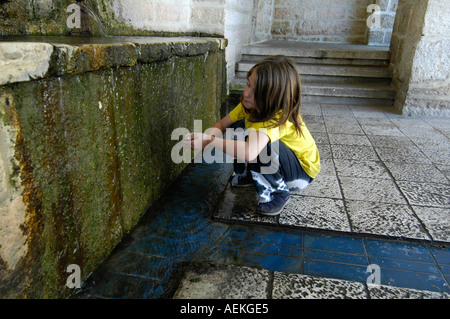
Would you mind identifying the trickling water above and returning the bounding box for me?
[79,2,108,37]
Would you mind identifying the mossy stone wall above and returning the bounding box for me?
[0,38,226,298]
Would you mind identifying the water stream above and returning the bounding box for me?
[79,2,108,37]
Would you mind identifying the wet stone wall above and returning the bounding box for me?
[0,37,226,298]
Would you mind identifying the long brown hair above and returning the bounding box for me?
[241,55,303,136]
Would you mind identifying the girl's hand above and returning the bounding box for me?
[184,132,214,150]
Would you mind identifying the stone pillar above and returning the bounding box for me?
[390,0,450,116]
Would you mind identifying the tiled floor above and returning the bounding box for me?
[75,123,450,299]
[214,103,450,243]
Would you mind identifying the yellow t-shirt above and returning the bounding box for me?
[229,103,320,179]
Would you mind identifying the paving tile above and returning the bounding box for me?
[411,206,450,242]
[388,117,434,129]
[374,146,430,163]
[104,252,172,280]
[303,259,370,283]
[279,196,350,232]
[368,256,441,275]
[430,246,450,266]
[239,251,302,273]
[321,104,354,118]
[324,117,363,134]
[372,267,449,292]
[384,162,448,184]
[304,249,368,266]
[364,239,434,262]
[245,229,303,248]
[360,123,404,136]
[334,159,391,179]
[356,116,393,126]
[318,158,336,176]
[436,164,450,180]
[324,114,359,123]
[350,105,391,118]
[328,133,372,146]
[84,273,161,299]
[213,185,277,225]
[173,264,271,299]
[397,181,450,208]
[243,241,302,257]
[291,174,342,199]
[304,116,327,133]
[366,134,415,149]
[339,176,406,204]
[346,200,431,240]
[368,284,449,299]
[421,117,450,137]
[272,272,368,299]
[326,123,365,135]
[302,114,324,124]
[303,232,366,255]
[301,104,323,116]
[331,144,379,161]
[421,147,450,166]
[316,143,332,159]
[311,132,329,144]
[398,127,447,141]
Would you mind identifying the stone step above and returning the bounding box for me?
[241,54,389,67]
[242,40,390,61]
[229,77,395,99]
[173,263,449,299]
[236,61,393,79]
[229,78,395,106]
[232,40,394,106]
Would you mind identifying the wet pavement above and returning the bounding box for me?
[74,103,450,299]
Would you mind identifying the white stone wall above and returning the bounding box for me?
[110,0,224,35]
[270,0,374,44]
[110,0,256,82]
[251,0,275,43]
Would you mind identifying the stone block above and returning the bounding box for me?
[273,272,368,299]
[173,263,270,299]
[0,43,53,85]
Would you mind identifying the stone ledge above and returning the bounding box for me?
[0,37,227,85]
[0,42,54,86]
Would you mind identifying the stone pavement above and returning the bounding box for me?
[215,103,450,243]
[75,103,450,300]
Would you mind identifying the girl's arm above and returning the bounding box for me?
[185,114,234,150]
[209,130,269,162]
[185,113,270,162]
[186,129,269,162]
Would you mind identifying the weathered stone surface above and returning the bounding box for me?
[0,43,53,85]
[0,93,28,271]
[173,263,270,299]
[345,200,431,240]
[272,272,367,299]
